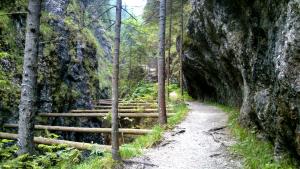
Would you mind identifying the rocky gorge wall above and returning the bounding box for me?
[183,0,300,157]
[0,0,112,143]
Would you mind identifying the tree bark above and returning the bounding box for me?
[17,0,42,155]
[180,0,184,98]
[166,0,173,99]
[111,0,122,161]
[158,0,167,125]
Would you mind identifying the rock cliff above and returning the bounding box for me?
[184,0,300,157]
[0,0,112,142]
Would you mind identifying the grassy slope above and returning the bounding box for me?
[209,103,297,169]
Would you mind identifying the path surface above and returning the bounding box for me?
[124,101,242,169]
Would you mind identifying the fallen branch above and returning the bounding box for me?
[0,12,27,16]
[0,132,110,150]
[123,160,158,167]
[207,126,227,132]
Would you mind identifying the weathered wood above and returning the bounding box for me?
[112,0,122,161]
[95,106,156,109]
[98,102,157,106]
[39,113,175,118]
[95,105,172,109]
[3,124,152,135]
[70,109,172,113]
[0,132,110,150]
[96,99,156,103]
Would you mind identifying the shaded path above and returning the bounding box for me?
[124,101,242,169]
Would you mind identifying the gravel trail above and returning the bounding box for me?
[124,101,242,169]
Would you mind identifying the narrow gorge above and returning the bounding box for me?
[0,0,299,168]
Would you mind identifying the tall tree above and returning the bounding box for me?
[18,0,42,155]
[166,0,173,98]
[158,0,167,125]
[111,0,122,161]
[179,0,184,98]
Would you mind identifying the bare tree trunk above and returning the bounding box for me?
[166,0,173,99]
[17,0,42,155]
[158,0,167,125]
[111,0,122,161]
[180,0,184,98]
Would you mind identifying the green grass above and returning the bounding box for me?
[209,103,298,169]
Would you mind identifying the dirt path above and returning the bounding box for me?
[124,101,242,169]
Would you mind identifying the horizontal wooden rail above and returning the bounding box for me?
[96,100,156,103]
[0,132,110,150]
[95,105,173,109]
[95,106,158,109]
[3,124,152,135]
[70,109,172,113]
[39,113,175,118]
[98,102,157,106]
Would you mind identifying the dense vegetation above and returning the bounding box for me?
[0,83,189,168]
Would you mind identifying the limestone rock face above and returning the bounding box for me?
[184,0,300,156]
[0,0,112,143]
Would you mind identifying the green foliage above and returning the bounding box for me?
[168,103,189,128]
[0,52,21,114]
[66,0,81,20]
[119,18,158,96]
[0,140,82,169]
[127,82,158,101]
[81,28,104,56]
[72,153,114,169]
[209,103,298,169]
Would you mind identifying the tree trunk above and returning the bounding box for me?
[166,0,173,99]
[180,0,184,98]
[158,0,167,125]
[111,0,122,161]
[17,0,42,155]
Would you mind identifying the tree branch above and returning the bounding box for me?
[0,12,27,16]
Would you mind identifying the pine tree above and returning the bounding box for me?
[179,0,184,98]
[18,0,42,155]
[158,0,167,125]
[166,0,173,98]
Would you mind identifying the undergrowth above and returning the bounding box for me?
[209,103,298,169]
[0,140,81,169]
[0,83,189,169]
